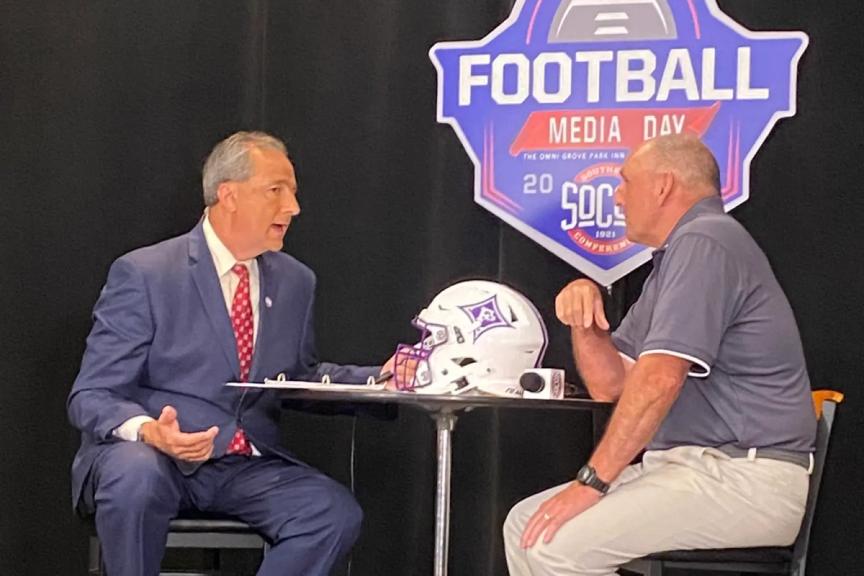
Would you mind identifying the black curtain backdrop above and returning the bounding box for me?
[1,1,861,575]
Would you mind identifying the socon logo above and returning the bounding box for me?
[430,0,807,286]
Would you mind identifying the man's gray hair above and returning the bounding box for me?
[202,131,288,206]
[645,133,721,195]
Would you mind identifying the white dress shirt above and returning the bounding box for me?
[114,213,261,442]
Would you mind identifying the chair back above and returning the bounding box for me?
[790,390,844,574]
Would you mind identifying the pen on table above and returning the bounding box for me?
[374,371,394,384]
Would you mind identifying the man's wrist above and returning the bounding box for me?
[137,420,155,444]
[113,415,155,442]
[575,464,610,495]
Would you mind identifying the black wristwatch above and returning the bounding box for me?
[576,464,610,495]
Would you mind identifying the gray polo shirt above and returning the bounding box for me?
[612,197,816,453]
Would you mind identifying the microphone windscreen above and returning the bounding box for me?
[519,371,545,393]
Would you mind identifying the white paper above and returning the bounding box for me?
[225,379,386,392]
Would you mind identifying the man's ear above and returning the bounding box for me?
[216,182,237,212]
[656,170,675,205]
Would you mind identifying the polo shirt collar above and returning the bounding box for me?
[651,195,724,264]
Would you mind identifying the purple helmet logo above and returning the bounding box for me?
[458,296,513,341]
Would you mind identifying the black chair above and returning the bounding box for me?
[623,390,843,576]
[88,512,268,576]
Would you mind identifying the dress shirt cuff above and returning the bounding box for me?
[113,415,156,442]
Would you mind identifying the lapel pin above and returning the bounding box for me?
[264,296,273,309]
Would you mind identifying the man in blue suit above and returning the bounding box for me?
[68,131,393,576]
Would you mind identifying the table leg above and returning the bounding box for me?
[433,410,457,576]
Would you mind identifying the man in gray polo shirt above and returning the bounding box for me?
[503,134,816,576]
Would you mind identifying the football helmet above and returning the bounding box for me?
[393,280,548,396]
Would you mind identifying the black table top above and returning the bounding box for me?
[274,388,610,413]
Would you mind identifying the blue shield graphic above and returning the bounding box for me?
[430,0,807,285]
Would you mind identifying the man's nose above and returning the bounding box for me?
[283,192,300,216]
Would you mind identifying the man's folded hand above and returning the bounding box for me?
[139,405,219,462]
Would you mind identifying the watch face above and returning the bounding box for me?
[577,465,593,483]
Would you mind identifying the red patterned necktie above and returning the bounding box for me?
[227,263,254,456]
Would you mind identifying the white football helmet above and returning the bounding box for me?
[393,280,548,396]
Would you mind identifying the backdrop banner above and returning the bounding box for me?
[431,0,807,285]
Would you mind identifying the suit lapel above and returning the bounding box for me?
[250,252,279,382]
[239,253,280,408]
[188,223,240,378]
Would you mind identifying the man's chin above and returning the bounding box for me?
[623,227,644,244]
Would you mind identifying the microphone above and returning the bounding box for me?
[519,372,545,393]
[519,369,565,399]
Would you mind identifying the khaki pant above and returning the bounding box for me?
[503,446,809,576]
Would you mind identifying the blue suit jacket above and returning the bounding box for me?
[68,222,378,508]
